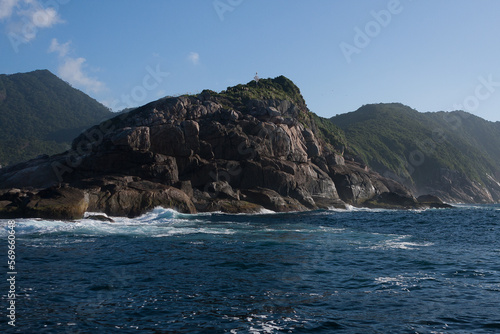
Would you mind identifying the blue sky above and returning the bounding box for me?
[2,0,500,122]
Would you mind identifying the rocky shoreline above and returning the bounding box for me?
[0,77,451,220]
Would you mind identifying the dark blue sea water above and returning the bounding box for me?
[1,204,500,333]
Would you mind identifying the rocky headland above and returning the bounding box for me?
[0,76,450,219]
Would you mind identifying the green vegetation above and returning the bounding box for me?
[330,103,500,189]
[216,76,348,152]
[216,75,307,111]
[301,112,348,152]
[0,70,112,165]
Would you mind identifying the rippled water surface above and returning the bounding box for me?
[1,205,500,333]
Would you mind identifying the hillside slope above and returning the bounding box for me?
[0,70,112,165]
[331,103,500,203]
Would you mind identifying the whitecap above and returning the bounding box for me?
[366,234,434,250]
[375,274,436,290]
[382,239,434,250]
[375,276,404,285]
[382,241,432,250]
[152,226,236,237]
[330,205,395,213]
[0,218,71,237]
[257,208,276,214]
[317,226,346,233]
[216,208,277,216]
[84,211,111,218]
[0,206,243,238]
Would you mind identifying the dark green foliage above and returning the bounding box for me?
[0,70,112,165]
[330,103,500,188]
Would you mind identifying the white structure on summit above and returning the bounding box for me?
[254,72,260,84]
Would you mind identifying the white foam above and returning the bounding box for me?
[257,208,276,214]
[218,208,277,216]
[371,235,434,250]
[317,226,346,233]
[329,205,395,213]
[0,207,239,238]
[454,204,489,210]
[375,276,404,285]
[84,211,111,218]
[375,274,436,287]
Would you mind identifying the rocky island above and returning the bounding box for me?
[0,76,450,219]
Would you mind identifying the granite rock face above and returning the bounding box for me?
[0,186,89,220]
[423,168,499,204]
[0,76,447,219]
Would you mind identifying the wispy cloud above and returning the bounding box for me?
[48,38,70,57]
[187,52,200,65]
[2,0,64,52]
[0,0,19,20]
[48,38,106,94]
[58,57,105,94]
[30,6,62,28]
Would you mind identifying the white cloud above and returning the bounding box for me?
[187,52,200,65]
[0,0,19,20]
[2,0,64,44]
[58,57,105,94]
[48,38,106,94]
[31,7,62,28]
[48,38,70,57]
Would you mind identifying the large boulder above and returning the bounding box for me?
[242,188,307,212]
[0,186,88,220]
[82,177,196,217]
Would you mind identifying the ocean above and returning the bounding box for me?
[1,205,500,333]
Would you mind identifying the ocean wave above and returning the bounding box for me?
[360,233,434,250]
[256,208,276,215]
[375,274,436,291]
[212,208,277,216]
[454,204,500,211]
[1,204,496,240]
[0,207,235,238]
[0,205,285,239]
[373,235,433,250]
[329,205,396,213]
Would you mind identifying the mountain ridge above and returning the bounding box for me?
[0,69,112,165]
[330,103,500,203]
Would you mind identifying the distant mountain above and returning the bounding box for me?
[331,103,500,203]
[0,70,112,165]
